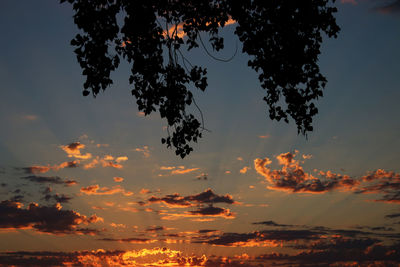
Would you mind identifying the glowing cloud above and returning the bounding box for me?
[254,151,358,193]
[159,165,200,175]
[135,146,150,158]
[60,142,92,159]
[113,177,124,182]
[240,166,250,174]
[83,155,127,170]
[80,185,133,196]
[21,161,79,174]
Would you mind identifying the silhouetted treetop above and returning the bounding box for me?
[61,0,340,158]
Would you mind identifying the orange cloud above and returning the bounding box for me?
[83,155,126,170]
[115,156,128,162]
[83,158,99,169]
[110,223,126,228]
[171,167,199,175]
[101,161,123,169]
[240,166,250,174]
[0,248,208,266]
[140,188,150,194]
[136,111,145,117]
[135,146,150,158]
[160,207,235,221]
[159,166,200,175]
[96,143,109,148]
[160,166,175,170]
[21,114,38,121]
[80,185,133,196]
[23,165,50,174]
[361,169,400,182]
[60,142,92,160]
[254,151,358,193]
[113,177,124,182]
[254,151,400,204]
[22,161,79,174]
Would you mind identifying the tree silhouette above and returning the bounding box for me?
[61,0,340,158]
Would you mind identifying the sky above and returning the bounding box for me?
[0,0,400,266]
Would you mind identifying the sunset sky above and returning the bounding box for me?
[1,0,400,266]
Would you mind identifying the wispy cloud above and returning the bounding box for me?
[80,184,133,196]
[375,0,400,14]
[20,161,79,174]
[158,165,200,176]
[20,114,38,121]
[83,155,127,170]
[21,175,77,186]
[135,146,150,158]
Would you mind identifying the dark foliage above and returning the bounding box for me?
[61,0,340,158]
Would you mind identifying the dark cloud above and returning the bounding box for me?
[145,226,167,232]
[148,189,236,207]
[385,212,400,219]
[291,236,379,250]
[356,181,400,195]
[282,242,400,266]
[374,191,400,204]
[149,189,237,221]
[252,220,294,227]
[185,189,235,204]
[0,200,101,234]
[198,229,218,234]
[41,186,73,203]
[194,229,321,247]
[10,195,24,202]
[354,169,400,203]
[148,194,192,207]
[21,175,77,186]
[353,225,395,232]
[19,161,79,174]
[195,173,208,181]
[189,206,234,217]
[43,193,73,203]
[375,0,400,14]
